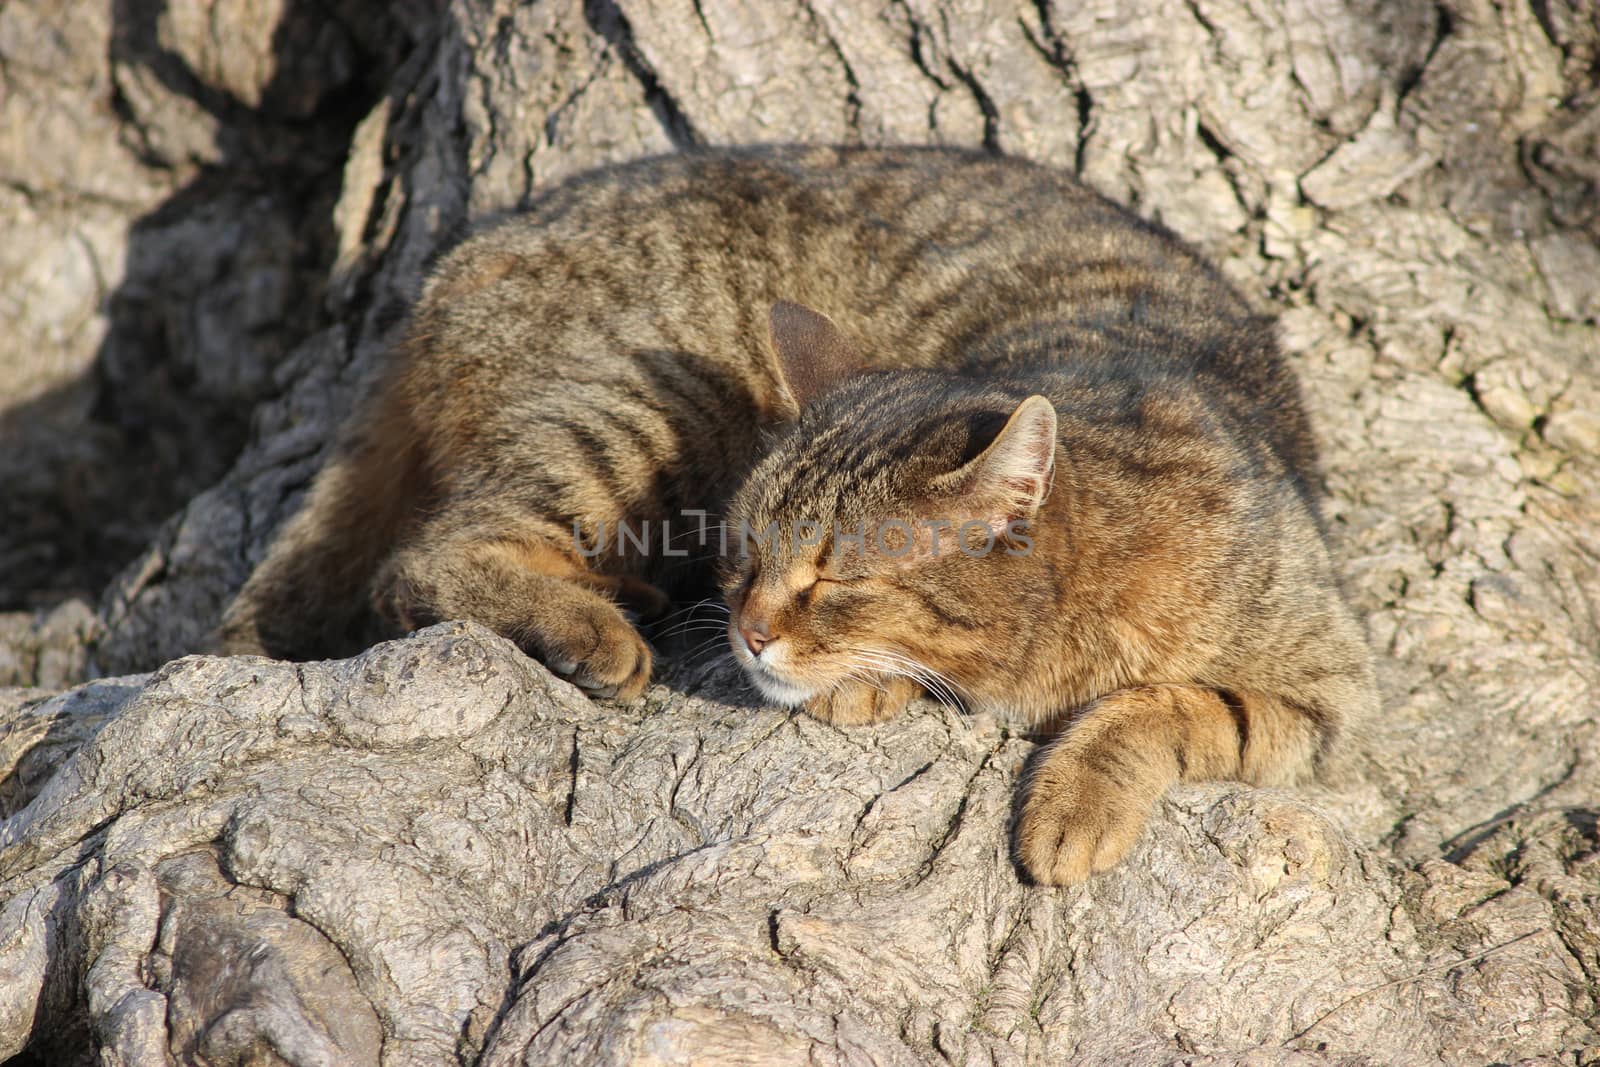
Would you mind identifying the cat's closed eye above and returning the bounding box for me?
[795,578,830,606]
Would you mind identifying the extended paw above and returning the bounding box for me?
[516,593,653,701]
[803,676,919,726]
[373,553,653,701]
[1014,753,1158,886]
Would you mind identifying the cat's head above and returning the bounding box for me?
[721,301,1058,709]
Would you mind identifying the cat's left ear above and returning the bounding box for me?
[931,395,1058,530]
[769,300,862,410]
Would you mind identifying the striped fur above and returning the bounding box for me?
[219,146,1378,884]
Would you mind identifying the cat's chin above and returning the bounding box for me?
[739,662,817,707]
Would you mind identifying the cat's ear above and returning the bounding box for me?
[931,395,1058,529]
[769,300,862,410]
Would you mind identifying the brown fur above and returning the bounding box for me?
[218,146,1378,884]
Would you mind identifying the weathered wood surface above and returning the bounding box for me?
[1,1,1596,1063]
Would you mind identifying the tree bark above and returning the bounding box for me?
[1,0,1597,1063]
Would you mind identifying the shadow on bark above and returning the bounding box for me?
[0,0,406,617]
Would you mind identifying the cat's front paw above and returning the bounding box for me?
[1014,754,1158,886]
[374,554,653,701]
[803,676,918,726]
[518,594,653,702]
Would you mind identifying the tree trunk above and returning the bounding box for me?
[1,0,1597,1063]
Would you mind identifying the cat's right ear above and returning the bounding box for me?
[928,394,1058,533]
[769,300,862,411]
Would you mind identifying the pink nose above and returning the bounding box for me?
[740,622,771,655]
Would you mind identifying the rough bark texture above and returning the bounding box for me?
[2,0,1598,1064]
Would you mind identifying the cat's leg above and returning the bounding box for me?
[1014,685,1323,885]
[374,521,666,700]
[803,676,921,726]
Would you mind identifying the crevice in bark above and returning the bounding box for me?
[802,0,865,137]
[1020,2,1094,173]
[582,0,701,148]
[1396,2,1453,108]
[948,60,1003,154]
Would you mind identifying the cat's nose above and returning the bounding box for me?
[740,621,772,655]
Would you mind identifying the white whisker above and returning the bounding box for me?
[654,619,735,641]
[652,596,729,626]
[837,645,983,735]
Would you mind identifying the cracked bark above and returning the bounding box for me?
[2,0,1599,1064]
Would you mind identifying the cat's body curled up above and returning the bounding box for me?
[220,146,1378,885]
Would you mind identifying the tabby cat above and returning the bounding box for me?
[220,146,1378,885]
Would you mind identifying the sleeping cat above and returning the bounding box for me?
[219,145,1378,885]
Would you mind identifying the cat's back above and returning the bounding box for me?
[397,147,1311,481]
[422,146,1252,360]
